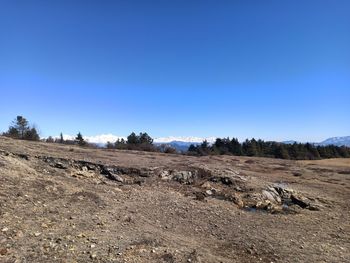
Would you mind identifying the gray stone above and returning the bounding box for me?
[205,190,213,196]
[291,194,309,208]
[54,162,67,169]
[109,173,124,183]
[262,187,282,203]
[172,170,196,184]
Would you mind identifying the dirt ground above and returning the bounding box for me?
[0,136,349,263]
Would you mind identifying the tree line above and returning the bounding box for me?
[106,132,157,151]
[2,116,350,159]
[2,116,173,152]
[188,138,350,160]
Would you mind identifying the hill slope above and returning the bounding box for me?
[319,136,350,147]
[0,136,349,262]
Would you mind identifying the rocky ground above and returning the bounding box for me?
[0,136,349,263]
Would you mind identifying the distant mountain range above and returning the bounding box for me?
[55,134,350,151]
[156,136,350,151]
[153,136,216,144]
[282,136,350,147]
[153,136,216,152]
[317,136,350,147]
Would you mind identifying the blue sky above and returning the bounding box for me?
[1,0,349,142]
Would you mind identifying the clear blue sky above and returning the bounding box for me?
[1,0,349,142]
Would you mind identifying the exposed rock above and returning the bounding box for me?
[255,200,272,210]
[139,169,152,177]
[160,170,171,180]
[108,173,124,183]
[210,171,246,186]
[291,194,310,209]
[231,193,244,208]
[55,162,68,169]
[201,182,213,189]
[18,153,29,160]
[172,170,196,184]
[262,187,282,203]
[205,190,213,196]
[221,177,234,185]
[159,170,197,184]
[273,185,294,199]
[0,137,345,263]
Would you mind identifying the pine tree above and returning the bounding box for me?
[13,116,29,139]
[243,139,258,156]
[4,116,39,141]
[46,136,54,143]
[274,144,290,159]
[188,144,197,153]
[5,127,19,138]
[139,132,153,144]
[75,132,86,146]
[106,141,114,149]
[305,143,320,159]
[24,127,40,141]
[230,138,242,156]
[127,132,138,144]
[60,133,64,144]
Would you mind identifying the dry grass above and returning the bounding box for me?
[0,136,349,263]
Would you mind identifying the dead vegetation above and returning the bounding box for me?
[0,136,349,262]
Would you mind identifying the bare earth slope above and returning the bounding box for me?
[0,136,349,263]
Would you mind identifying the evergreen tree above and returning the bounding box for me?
[127,132,139,144]
[106,141,114,149]
[214,138,230,155]
[5,127,19,138]
[4,116,40,141]
[185,136,350,160]
[75,132,86,146]
[139,132,153,144]
[198,140,210,155]
[13,116,29,139]
[188,144,197,153]
[46,136,54,143]
[230,138,242,155]
[305,143,320,159]
[114,139,126,149]
[289,143,299,159]
[24,127,40,141]
[60,133,64,144]
[242,139,258,156]
[274,144,290,159]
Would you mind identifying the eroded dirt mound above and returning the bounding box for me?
[0,137,349,262]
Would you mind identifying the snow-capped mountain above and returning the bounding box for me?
[154,136,216,144]
[57,134,126,145]
[53,134,214,147]
[318,136,350,147]
[282,136,350,147]
[51,134,350,149]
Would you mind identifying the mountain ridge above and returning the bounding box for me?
[52,134,350,148]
